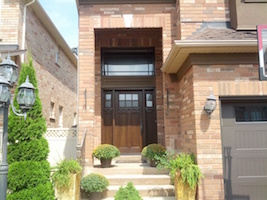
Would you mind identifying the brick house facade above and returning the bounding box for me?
[0,0,77,128]
[77,0,267,199]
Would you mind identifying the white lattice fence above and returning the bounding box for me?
[45,128,77,166]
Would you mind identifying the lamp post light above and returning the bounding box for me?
[0,56,35,200]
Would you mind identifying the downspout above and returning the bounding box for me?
[21,0,36,63]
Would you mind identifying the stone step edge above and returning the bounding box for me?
[108,185,175,191]
[103,197,176,200]
[105,174,170,179]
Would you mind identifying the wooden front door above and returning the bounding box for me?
[114,91,142,153]
[102,90,157,153]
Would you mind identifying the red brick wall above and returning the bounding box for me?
[78,2,177,165]
[177,0,230,39]
[1,1,77,128]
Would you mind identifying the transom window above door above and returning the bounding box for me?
[102,48,155,76]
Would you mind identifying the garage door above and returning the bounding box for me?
[221,102,267,200]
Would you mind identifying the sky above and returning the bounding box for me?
[38,0,78,49]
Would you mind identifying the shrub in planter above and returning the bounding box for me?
[114,182,142,200]
[52,159,82,200]
[156,152,203,200]
[52,159,82,189]
[92,144,120,167]
[81,173,109,194]
[141,143,166,166]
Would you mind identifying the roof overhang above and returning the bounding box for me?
[30,1,77,67]
[161,40,258,74]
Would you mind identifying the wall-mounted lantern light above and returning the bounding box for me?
[204,92,217,118]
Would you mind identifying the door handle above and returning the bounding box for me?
[140,119,143,135]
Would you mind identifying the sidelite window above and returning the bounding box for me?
[102,48,155,76]
[235,105,267,122]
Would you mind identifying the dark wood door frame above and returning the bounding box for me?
[101,88,157,152]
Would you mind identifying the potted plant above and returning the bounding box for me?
[80,173,109,200]
[92,144,120,168]
[51,159,82,200]
[114,182,142,200]
[141,143,166,167]
[156,152,203,200]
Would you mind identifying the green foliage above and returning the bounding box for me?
[7,57,54,198]
[92,144,120,160]
[81,173,109,193]
[8,58,46,143]
[7,137,49,164]
[52,159,82,189]
[156,152,203,189]
[8,160,50,192]
[7,182,54,200]
[114,182,142,200]
[141,143,166,161]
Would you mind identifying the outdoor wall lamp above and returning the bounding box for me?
[204,92,217,118]
[0,56,35,200]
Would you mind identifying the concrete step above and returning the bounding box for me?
[81,185,175,199]
[103,197,176,200]
[106,174,171,185]
[81,155,175,199]
[84,162,169,175]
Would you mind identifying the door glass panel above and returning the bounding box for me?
[235,105,267,122]
[146,94,153,108]
[105,94,112,108]
[119,93,139,108]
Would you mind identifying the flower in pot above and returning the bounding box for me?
[92,144,120,168]
[141,143,166,167]
[156,152,203,200]
[81,173,109,200]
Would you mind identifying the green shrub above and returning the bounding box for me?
[7,57,55,198]
[81,173,109,193]
[52,159,82,189]
[7,182,54,200]
[8,137,49,164]
[156,152,203,189]
[141,143,166,161]
[8,160,50,192]
[92,144,120,160]
[114,182,142,200]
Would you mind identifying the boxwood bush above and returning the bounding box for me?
[7,58,55,199]
[114,182,142,200]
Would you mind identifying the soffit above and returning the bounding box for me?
[161,40,258,74]
[78,0,175,5]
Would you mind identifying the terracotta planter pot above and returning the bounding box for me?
[100,158,112,168]
[89,192,102,200]
[174,172,196,200]
[149,159,157,167]
[55,173,81,200]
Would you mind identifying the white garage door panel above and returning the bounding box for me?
[222,102,267,200]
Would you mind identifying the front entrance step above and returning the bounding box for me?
[82,155,174,199]
[106,174,171,185]
[103,197,176,200]
[104,185,175,198]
